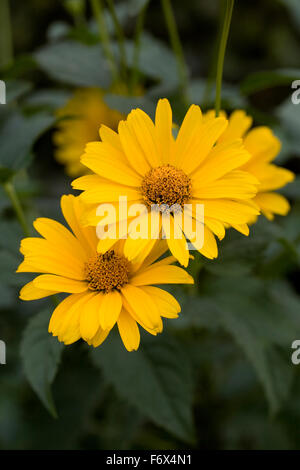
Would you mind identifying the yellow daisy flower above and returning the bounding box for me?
[53,88,124,177]
[17,195,193,351]
[204,109,295,222]
[72,98,260,267]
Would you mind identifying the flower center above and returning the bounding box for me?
[141,165,191,209]
[84,250,131,293]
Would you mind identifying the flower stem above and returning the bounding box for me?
[3,181,30,237]
[215,0,234,116]
[0,0,13,69]
[106,0,127,82]
[161,0,190,106]
[90,0,120,84]
[130,0,149,94]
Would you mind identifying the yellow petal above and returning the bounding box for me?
[178,117,228,174]
[117,308,140,351]
[254,192,291,217]
[121,284,162,331]
[174,104,202,166]
[243,126,280,165]
[88,327,110,347]
[131,265,194,286]
[219,110,253,143]
[125,108,161,167]
[80,184,141,204]
[198,225,218,259]
[80,293,103,340]
[33,274,88,293]
[72,174,104,191]
[118,117,151,176]
[191,139,251,187]
[192,170,258,200]
[19,280,58,300]
[49,292,91,338]
[141,286,180,318]
[231,223,250,236]
[155,98,173,164]
[162,215,189,267]
[99,125,123,151]
[19,237,85,280]
[56,292,95,344]
[61,194,98,257]
[33,217,87,263]
[253,164,295,192]
[81,141,142,186]
[198,199,260,225]
[99,290,122,330]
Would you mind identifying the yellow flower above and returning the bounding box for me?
[204,110,295,221]
[72,99,260,267]
[17,195,193,351]
[53,88,124,177]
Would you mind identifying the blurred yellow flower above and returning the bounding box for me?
[73,98,260,267]
[17,195,193,351]
[204,110,295,222]
[53,88,124,177]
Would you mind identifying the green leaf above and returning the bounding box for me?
[279,0,300,29]
[34,40,111,88]
[6,80,32,103]
[189,79,247,108]
[20,309,64,417]
[276,98,300,158]
[91,333,195,443]
[128,0,149,15]
[103,93,155,117]
[0,111,54,182]
[0,283,14,308]
[241,69,300,95]
[200,278,296,413]
[280,176,300,200]
[24,89,71,110]
[136,33,180,95]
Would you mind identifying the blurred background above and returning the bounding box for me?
[0,0,300,450]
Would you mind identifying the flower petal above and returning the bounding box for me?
[117,308,140,351]
[99,290,123,330]
[121,284,162,331]
[130,265,194,286]
[33,274,88,293]
[19,280,58,300]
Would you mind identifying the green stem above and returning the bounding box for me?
[90,0,120,84]
[106,0,127,82]
[215,0,234,116]
[161,0,189,106]
[130,0,149,94]
[3,181,30,237]
[0,0,13,69]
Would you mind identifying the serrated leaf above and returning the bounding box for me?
[0,111,54,182]
[34,40,111,88]
[201,277,296,413]
[91,333,195,443]
[20,309,64,417]
[136,33,180,94]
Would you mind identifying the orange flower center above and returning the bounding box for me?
[85,250,131,293]
[141,165,191,209]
